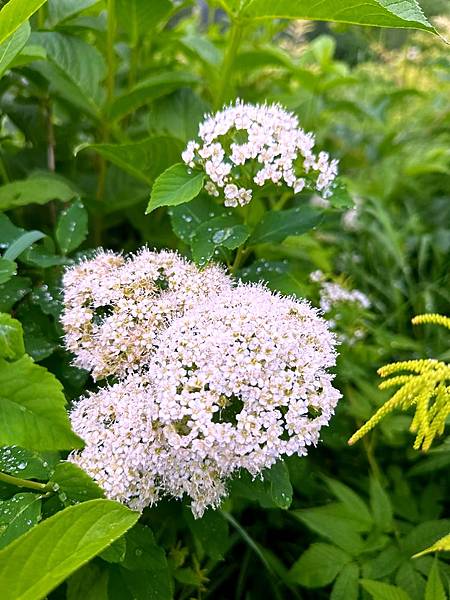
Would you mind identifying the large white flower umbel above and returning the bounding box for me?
[182,100,339,208]
[65,253,341,517]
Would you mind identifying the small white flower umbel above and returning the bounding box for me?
[182,100,339,207]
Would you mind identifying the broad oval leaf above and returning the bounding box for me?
[169,195,224,244]
[0,0,46,45]
[0,174,78,211]
[30,32,106,116]
[249,206,321,245]
[0,493,42,550]
[109,71,199,121]
[0,313,24,361]
[0,354,83,451]
[147,163,204,213]
[264,460,293,510]
[47,0,100,26]
[0,445,55,480]
[50,462,104,504]
[191,214,249,265]
[0,21,30,77]
[0,499,139,600]
[240,0,435,33]
[0,258,17,285]
[56,200,88,255]
[79,137,183,185]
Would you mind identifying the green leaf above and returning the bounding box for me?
[0,0,46,45]
[264,460,293,509]
[291,503,365,554]
[0,493,41,550]
[9,43,46,69]
[169,195,223,243]
[0,499,139,600]
[50,462,104,504]
[30,32,106,116]
[191,214,249,265]
[0,259,16,285]
[328,180,354,209]
[108,524,171,600]
[370,477,393,532]
[0,214,24,246]
[79,137,183,185]
[0,277,31,313]
[67,562,109,600]
[15,301,59,362]
[0,21,30,77]
[331,563,359,600]
[425,559,446,600]
[149,88,209,143]
[324,477,372,527]
[3,231,46,261]
[117,0,172,44]
[99,536,126,563]
[249,206,321,245]
[0,446,55,480]
[181,34,222,66]
[241,0,435,33]
[406,521,450,557]
[0,174,78,211]
[184,508,229,560]
[0,313,24,361]
[289,543,351,588]
[239,259,305,297]
[360,579,413,600]
[47,0,100,26]
[56,199,88,255]
[0,354,83,451]
[147,163,204,213]
[110,71,198,121]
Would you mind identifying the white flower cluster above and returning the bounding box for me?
[310,270,371,344]
[182,100,339,207]
[62,249,230,379]
[65,251,341,517]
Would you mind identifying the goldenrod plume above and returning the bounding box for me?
[348,315,450,451]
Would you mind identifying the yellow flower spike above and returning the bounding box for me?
[412,313,450,330]
[349,314,450,451]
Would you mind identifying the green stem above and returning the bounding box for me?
[0,153,10,183]
[230,245,249,275]
[215,19,243,109]
[273,191,293,211]
[106,0,116,105]
[362,433,383,482]
[0,471,53,493]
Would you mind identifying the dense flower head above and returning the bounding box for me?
[61,248,231,379]
[182,100,339,207]
[149,284,341,516]
[69,375,161,511]
[64,252,341,517]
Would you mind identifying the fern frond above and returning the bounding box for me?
[412,313,450,330]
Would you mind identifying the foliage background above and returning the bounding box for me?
[0,0,449,598]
